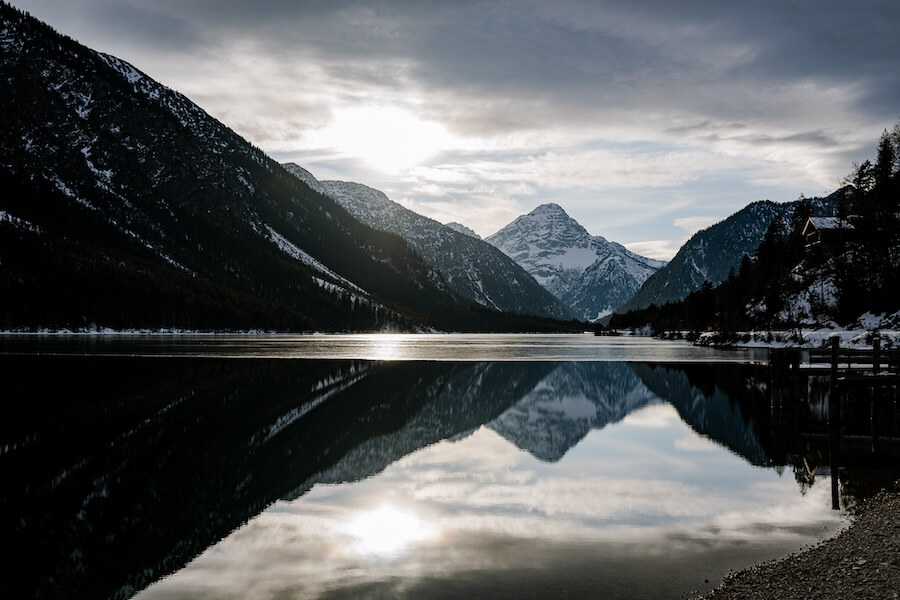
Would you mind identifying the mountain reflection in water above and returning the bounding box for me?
[1,356,891,599]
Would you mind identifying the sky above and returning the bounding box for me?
[16,0,900,259]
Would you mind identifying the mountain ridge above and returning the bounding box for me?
[0,3,450,330]
[283,163,574,320]
[0,3,580,332]
[488,362,661,461]
[444,222,481,239]
[486,203,665,320]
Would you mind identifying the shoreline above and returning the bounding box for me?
[623,327,899,350]
[694,328,899,350]
[702,485,900,599]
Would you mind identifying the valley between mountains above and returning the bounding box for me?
[1,1,897,335]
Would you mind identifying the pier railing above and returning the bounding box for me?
[807,336,900,375]
[769,336,900,380]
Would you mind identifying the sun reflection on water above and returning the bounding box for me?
[343,505,436,556]
[360,334,413,361]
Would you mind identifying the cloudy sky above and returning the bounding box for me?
[17,0,900,258]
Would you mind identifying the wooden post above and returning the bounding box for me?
[828,335,841,510]
[830,465,840,511]
[831,337,839,381]
[871,385,880,452]
[873,334,881,375]
[828,386,842,511]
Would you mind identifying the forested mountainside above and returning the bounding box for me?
[610,126,900,335]
[487,203,665,320]
[619,191,843,313]
[0,3,578,332]
[283,164,573,321]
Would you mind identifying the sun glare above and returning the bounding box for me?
[344,505,435,556]
[360,333,410,361]
[320,106,451,173]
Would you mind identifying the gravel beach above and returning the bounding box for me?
[704,487,900,599]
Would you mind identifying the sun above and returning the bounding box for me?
[319,106,451,173]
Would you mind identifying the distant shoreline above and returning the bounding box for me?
[0,329,288,336]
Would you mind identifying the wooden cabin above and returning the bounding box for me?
[801,216,854,249]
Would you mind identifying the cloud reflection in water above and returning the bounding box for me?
[137,402,846,599]
[343,505,437,557]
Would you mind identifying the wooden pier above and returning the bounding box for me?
[770,335,900,377]
[768,336,900,509]
[808,336,900,376]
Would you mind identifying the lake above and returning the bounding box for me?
[1,334,888,599]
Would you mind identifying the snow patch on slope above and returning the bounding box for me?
[0,210,42,234]
[261,224,365,294]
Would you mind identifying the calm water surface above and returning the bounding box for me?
[0,332,770,362]
[0,335,871,599]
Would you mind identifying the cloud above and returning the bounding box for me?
[624,240,683,261]
[621,403,682,428]
[674,216,722,234]
[134,420,847,600]
[17,0,900,249]
[673,435,722,452]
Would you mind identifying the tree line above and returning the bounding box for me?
[609,124,900,335]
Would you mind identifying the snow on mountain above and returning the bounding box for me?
[444,222,481,239]
[486,203,665,321]
[283,164,573,320]
[282,361,555,493]
[487,362,661,462]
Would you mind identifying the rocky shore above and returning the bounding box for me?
[704,487,900,599]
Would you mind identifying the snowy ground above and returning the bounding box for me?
[693,327,900,349]
[614,311,900,349]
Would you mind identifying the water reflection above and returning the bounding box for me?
[0,332,771,362]
[344,505,436,556]
[1,354,896,599]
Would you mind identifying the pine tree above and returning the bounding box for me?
[789,196,812,260]
[875,129,896,190]
[755,215,787,269]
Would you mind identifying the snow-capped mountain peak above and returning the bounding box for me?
[486,204,665,320]
[488,362,661,462]
[282,163,574,320]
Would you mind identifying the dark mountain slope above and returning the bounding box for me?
[3,3,565,331]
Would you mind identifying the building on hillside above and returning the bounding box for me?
[801,216,855,249]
